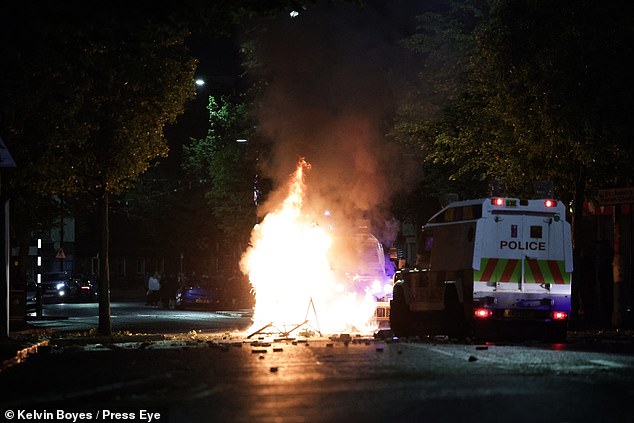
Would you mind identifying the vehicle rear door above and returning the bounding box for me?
[522,214,569,289]
[474,213,523,290]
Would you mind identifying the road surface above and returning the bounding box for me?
[26,301,252,334]
[2,303,633,422]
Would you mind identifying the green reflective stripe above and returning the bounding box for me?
[473,262,484,281]
[475,258,520,283]
[524,259,571,284]
[489,259,505,282]
[476,258,571,284]
[523,259,543,284]
[506,260,522,282]
[558,261,572,284]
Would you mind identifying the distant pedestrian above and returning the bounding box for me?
[146,272,161,306]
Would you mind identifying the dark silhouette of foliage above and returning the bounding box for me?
[183,96,258,252]
[0,4,198,334]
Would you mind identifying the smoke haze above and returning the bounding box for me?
[251,1,426,243]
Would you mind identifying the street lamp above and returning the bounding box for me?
[195,78,205,87]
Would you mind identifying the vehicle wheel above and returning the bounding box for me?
[390,285,410,337]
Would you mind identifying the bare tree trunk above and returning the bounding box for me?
[98,188,111,336]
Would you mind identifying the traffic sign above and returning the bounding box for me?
[0,136,16,168]
[56,247,66,260]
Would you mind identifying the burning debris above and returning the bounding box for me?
[240,158,384,336]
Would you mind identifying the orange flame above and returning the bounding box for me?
[240,158,378,335]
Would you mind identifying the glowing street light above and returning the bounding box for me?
[195,78,205,87]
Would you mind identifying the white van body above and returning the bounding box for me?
[390,198,573,340]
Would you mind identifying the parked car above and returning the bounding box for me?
[40,271,78,302]
[176,280,219,309]
[75,274,98,302]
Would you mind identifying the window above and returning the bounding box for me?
[428,205,482,224]
[511,224,518,238]
[530,225,542,238]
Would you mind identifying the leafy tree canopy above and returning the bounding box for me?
[0,3,199,334]
[394,0,634,202]
[183,96,258,240]
[0,4,197,199]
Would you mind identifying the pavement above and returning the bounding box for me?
[1,326,53,372]
[1,285,148,371]
[0,323,176,373]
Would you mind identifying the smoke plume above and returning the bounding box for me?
[250,2,423,244]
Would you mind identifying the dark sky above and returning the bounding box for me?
[180,0,440,128]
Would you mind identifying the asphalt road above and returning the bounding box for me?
[2,302,633,423]
[26,301,253,334]
[1,333,634,423]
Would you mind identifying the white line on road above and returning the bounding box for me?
[426,346,457,357]
[588,359,627,368]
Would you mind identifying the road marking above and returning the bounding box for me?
[588,359,627,368]
[425,345,495,363]
[426,346,456,357]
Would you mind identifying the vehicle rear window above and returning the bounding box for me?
[428,205,482,223]
[530,225,542,238]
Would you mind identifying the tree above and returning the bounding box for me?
[183,96,258,272]
[0,4,197,335]
[1,1,321,334]
[397,0,634,196]
[388,0,490,219]
[112,166,223,279]
[424,1,634,195]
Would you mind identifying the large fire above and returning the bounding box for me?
[240,158,381,335]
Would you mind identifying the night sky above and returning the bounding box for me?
[175,2,440,237]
